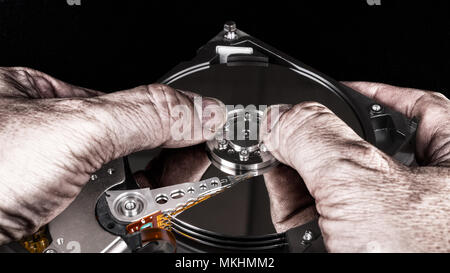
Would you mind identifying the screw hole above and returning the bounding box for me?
[155,194,169,204]
[170,190,185,199]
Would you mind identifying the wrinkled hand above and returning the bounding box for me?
[261,82,450,252]
[133,144,211,189]
[263,165,318,233]
[0,67,226,244]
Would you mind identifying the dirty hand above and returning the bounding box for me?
[0,67,226,244]
[261,82,450,252]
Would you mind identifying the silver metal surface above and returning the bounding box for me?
[105,173,255,225]
[45,159,127,253]
[301,230,314,244]
[224,21,236,32]
[206,108,278,175]
[101,237,130,253]
[106,177,227,223]
[371,104,382,112]
[216,46,253,63]
[223,21,238,40]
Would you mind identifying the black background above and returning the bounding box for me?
[0,0,449,98]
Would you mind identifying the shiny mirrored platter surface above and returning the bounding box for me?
[127,63,363,238]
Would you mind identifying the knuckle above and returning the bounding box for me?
[0,206,41,241]
[6,67,38,82]
[419,92,444,107]
[1,66,33,75]
[281,101,333,129]
[371,83,390,96]
[421,92,439,105]
[341,140,377,159]
[145,83,175,100]
[314,140,388,187]
[145,83,166,93]
[142,84,182,115]
[429,91,449,101]
[338,140,389,172]
[0,66,11,77]
[416,93,449,119]
[353,82,390,100]
[0,67,48,98]
[296,101,329,112]
[140,84,177,143]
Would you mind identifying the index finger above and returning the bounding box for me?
[342,81,448,119]
[343,81,450,165]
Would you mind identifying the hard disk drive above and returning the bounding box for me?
[4,22,417,253]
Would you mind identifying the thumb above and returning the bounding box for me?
[260,102,393,199]
[342,81,450,166]
[64,84,227,164]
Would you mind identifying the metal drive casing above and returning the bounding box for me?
[206,108,278,175]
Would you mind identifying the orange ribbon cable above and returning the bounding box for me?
[140,228,177,252]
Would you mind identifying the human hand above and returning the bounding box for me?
[260,82,450,252]
[0,67,226,244]
[263,165,318,233]
[133,144,211,189]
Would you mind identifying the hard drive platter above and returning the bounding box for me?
[124,22,417,253]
